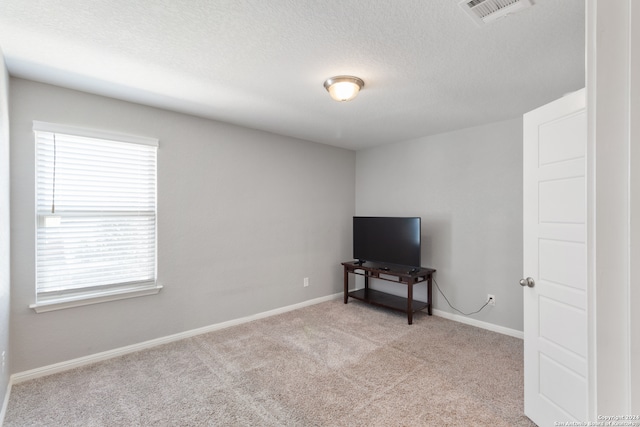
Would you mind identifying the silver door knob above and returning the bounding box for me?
[519,277,535,288]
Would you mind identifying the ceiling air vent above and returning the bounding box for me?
[459,0,533,26]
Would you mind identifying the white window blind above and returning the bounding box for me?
[33,121,159,310]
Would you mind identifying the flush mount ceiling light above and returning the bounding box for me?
[323,76,365,102]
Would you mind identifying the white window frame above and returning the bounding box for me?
[31,121,161,313]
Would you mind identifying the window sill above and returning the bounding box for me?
[29,284,163,313]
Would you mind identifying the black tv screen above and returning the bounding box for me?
[353,216,421,268]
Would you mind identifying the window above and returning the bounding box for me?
[32,121,160,312]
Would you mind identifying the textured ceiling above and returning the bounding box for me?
[0,0,585,150]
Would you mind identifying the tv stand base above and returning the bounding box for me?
[341,261,436,325]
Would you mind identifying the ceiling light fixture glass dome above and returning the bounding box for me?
[323,76,364,102]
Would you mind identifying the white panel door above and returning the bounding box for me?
[523,89,588,425]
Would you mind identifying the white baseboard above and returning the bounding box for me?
[350,286,523,339]
[11,293,342,385]
[432,308,524,339]
[0,378,11,427]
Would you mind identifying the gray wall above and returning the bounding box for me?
[0,49,10,414]
[8,76,523,373]
[355,118,523,331]
[10,78,355,373]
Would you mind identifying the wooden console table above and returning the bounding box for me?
[342,261,436,325]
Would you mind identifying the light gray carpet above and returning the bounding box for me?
[5,300,536,426]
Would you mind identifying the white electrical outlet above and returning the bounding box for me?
[487,294,496,306]
[304,277,309,287]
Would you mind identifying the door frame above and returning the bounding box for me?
[586,0,638,416]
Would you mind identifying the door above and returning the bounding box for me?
[523,89,588,425]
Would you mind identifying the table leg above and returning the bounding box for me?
[427,275,433,315]
[343,267,348,304]
[407,279,414,325]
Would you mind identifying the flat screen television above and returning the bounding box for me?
[353,216,421,269]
